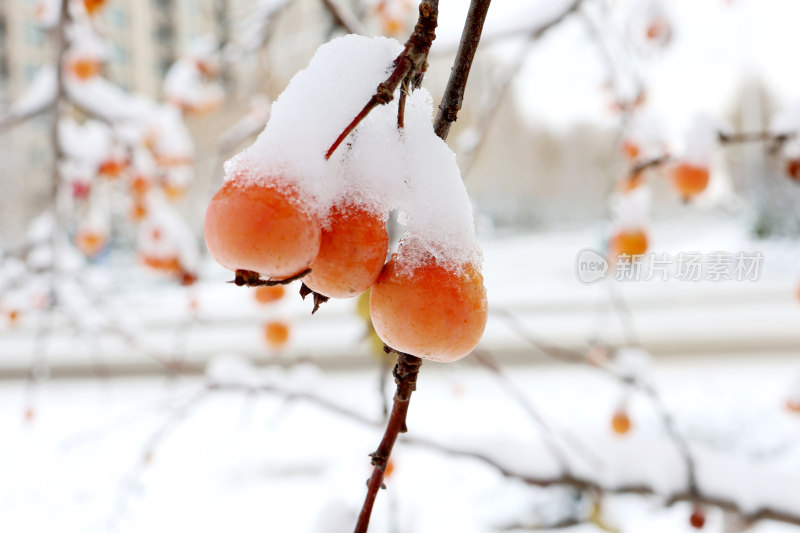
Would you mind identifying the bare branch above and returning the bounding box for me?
[325,0,439,159]
[319,0,366,35]
[210,378,800,528]
[354,351,422,533]
[432,0,492,139]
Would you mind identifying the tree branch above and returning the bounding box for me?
[319,0,365,35]
[208,378,800,528]
[354,350,422,533]
[325,0,439,159]
[432,0,491,139]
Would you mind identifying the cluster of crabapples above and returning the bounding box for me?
[204,35,488,363]
[204,173,488,362]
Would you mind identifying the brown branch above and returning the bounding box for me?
[718,129,796,145]
[432,0,491,139]
[319,0,365,35]
[325,0,439,159]
[354,350,422,533]
[229,268,310,286]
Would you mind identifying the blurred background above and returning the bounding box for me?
[1,0,800,532]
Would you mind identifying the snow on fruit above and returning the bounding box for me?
[205,35,488,361]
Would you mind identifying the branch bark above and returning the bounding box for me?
[432,0,491,139]
[325,0,439,159]
[353,351,422,533]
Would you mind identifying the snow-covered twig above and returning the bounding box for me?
[325,0,439,159]
[208,375,800,528]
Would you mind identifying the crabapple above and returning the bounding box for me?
[610,229,648,258]
[369,249,488,362]
[671,163,709,201]
[263,320,290,349]
[611,409,632,435]
[204,178,321,280]
[304,202,389,298]
[254,285,285,304]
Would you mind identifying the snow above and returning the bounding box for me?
[9,67,57,119]
[226,35,481,271]
[3,359,800,533]
[610,185,651,233]
[137,196,200,273]
[682,113,723,167]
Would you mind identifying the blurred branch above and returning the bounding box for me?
[472,349,603,472]
[209,376,800,528]
[319,0,366,35]
[495,308,701,498]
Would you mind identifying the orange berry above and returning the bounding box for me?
[130,176,151,197]
[204,179,321,279]
[98,158,126,179]
[130,203,147,221]
[689,507,706,529]
[83,0,106,15]
[254,285,285,304]
[611,410,632,435]
[304,202,388,298]
[621,140,641,161]
[8,309,21,324]
[786,159,800,182]
[610,230,648,258]
[75,229,107,258]
[141,254,181,273]
[264,320,290,348]
[369,252,488,362]
[384,459,395,478]
[163,183,186,200]
[68,58,101,81]
[672,163,710,201]
[785,399,800,414]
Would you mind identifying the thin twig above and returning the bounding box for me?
[432,0,492,139]
[472,349,603,473]
[325,0,439,159]
[210,379,800,528]
[319,0,366,35]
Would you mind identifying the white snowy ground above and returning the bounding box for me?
[3,356,800,533]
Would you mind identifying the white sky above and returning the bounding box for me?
[435,0,800,140]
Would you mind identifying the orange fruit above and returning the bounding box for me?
[610,230,648,258]
[304,202,388,298]
[369,251,488,362]
[672,163,710,201]
[264,321,290,348]
[254,285,285,304]
[611,410,632,435]
[204,179,321,279]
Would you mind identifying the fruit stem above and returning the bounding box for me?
[353,350,421,533]
[230,268,311,287]
[325,0,439,160]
